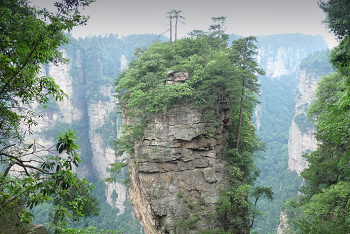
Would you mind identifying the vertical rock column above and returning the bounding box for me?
[127,72,230,233]
[287,69,320,174]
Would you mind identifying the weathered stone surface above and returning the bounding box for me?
[288,70,319,175]
[277,211,288,234]
[19,52,128,214]
[128,106,230,233]
[27,224,48,234]
[165,71,189,85]
[0,201,48,234]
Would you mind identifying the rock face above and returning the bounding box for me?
[24,50,127,213]
[254,34,328,128]
[277,211,288,234]
[128,104,230,233]
[0,201,48,234]
[287,69,319,174]
[258,46,304,79]
[288,50,333,174]
[257,34,327,80]
[252,36,329,233]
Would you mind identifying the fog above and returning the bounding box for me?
[31,0,338,48]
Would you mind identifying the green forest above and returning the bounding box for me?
[1,0,350,233]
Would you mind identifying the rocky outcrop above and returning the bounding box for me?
[22,50,127,213]
[128,103,230,233]
[86,85,127,212]
[288,69,319,174]
[0,200,48,234]
[258,46,302,79]
[277,211,288,234]
[288,49,333,175]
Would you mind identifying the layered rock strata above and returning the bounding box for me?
[129,106,230,233]
[127,90,230,233]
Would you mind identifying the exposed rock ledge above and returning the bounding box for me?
[128,106,230,233]
[0,200,48,234]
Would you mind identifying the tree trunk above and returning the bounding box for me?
[169,13,172,44]
[175,16,178,41]
[236,79,245,149]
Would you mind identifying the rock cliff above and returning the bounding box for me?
[287,69,319,174]
[21,34,166,231]
[288,51,332,174]
[254,34,328,129]
[252,35,329,233]
[128,104,230,233]
[0,200,48,234]
[26,49,127,212]
[276,51,333,233]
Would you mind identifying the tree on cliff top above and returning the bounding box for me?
[116,21,270,233]
[0,0,99,231]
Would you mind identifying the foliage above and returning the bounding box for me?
[293,113,313,133]
[251,74,303,233]
[52,34,162,233]
[284,4,350,226]
[321,0,350,107]
[288,72,350,233]
[230,36,265,149]
[0,130,98,232]
[251,37,329,232]
[60,226,123,233]
[300,50,332,74]
[249,186,273,228]
[319,0,350,40]
[297,181,350,234]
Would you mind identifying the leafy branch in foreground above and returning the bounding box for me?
[0,130,100,232]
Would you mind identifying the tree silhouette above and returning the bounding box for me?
[172,10,185,41]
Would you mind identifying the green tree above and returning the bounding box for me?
[0,0,98,230]
[172,9,185,41]
[209,16,227,39]
[230,36,265,150]
[292,72,350,233]
[249,186,273,228]
[319,0,350,106]
[318,0,350,40]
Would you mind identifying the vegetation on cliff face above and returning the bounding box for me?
[282,0,350,233]
[116,19,270,233]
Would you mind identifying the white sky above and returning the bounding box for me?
[31,0,338,48]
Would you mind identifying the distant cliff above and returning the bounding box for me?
[288,50,333,174]
[27,34,163,231]
[252,34,329,233]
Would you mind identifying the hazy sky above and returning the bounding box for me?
[31,0,338,48]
